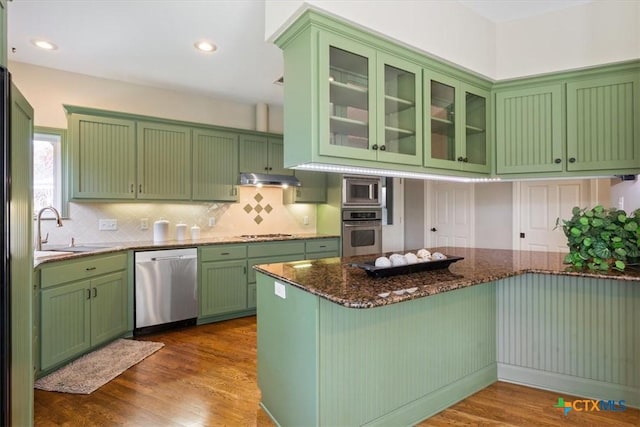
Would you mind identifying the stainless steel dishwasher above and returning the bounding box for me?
[134,248,197,334]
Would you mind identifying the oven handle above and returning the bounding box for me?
[343,221,382,228]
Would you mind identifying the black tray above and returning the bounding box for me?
[350,255,464,278]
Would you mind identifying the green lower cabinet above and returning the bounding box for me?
[38,254,129,375]
[40,280,92,372]
[200,259,248,317]
[247,284,257,309]
[90,271,128,346]
[305,238,340,259]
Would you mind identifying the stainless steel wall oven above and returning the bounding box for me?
[342,208,382,257]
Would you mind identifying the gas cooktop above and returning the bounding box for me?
[238,233,294,239]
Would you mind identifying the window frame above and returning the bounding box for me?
[33,126,68,219]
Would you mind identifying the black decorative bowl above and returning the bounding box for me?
[350,255,464,278]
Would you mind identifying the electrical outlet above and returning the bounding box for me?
[274,281,286,299]
[140,218,149,230]
[208,217,216,227]
[303,215,309,225]
[98,219,118,231]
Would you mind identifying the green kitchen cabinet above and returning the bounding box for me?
[495,84,564,174]
[39,254,128,374]
[68,113,137,199]
[305,238,341,259]
[192,128,239,201]
[318,33,422,166]
[247,241,306,284]
[566,72,640,171]
[198,244,249,322]
[283,170,327,204]
[425,71,490,173]
[239,135,292,176]
[137,122,191,200]
[0,0,7,67]
[200,259,248,317]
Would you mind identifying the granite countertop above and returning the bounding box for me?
[34,233,339,267]
[254,247,640,309]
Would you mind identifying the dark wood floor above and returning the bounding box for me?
[35,316,639,426]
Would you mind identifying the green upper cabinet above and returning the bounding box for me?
[0,0,7,67]
[376,53,423,165]
[318,33,422,165]
[192,128,239,202]
[495,84,564,174]
[425,71,490,173]
[239,134,292,175]
[319,33,377,161]
[283,170,327,204]
[566,72,640,171]
[137,122,191,200]
[69,114,137,199]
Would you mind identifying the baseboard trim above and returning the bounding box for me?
[498,363,639,409]
[364,364,498,426]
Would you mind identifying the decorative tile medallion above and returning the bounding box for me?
[244,193,272,224]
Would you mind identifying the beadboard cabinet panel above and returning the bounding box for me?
[200,260,248,317]
[136,122,191,200]
[239,135,291,176]
[495,85,563,174]
[70,114,136,199]
[192,129,239,201]
[567,73,640,171]
[90,271,128,347]
[497,273,640,406]
[40,281,92,371]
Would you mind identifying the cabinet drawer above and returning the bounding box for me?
[306,238,339,254]
[248,254,304,284]
[306,250,340,260]
[200,244,247,262]
[40,253,127,288]
[247,241,305,258]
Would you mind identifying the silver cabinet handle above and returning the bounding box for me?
[86,266,96,271]
[130,184,134,193]
[86,289,91,300]
[93,287,97,298]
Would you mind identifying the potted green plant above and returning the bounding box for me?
[558,205,640,271]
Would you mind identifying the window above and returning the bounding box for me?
[33,127,67,218]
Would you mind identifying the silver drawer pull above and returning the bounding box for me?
[85,267,97,271]
[220,252,230,255]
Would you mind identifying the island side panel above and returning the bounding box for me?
[318,282,497,426]
[497,273,640,408]
[256,273,320,426]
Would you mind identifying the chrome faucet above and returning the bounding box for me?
[36,206,63,251]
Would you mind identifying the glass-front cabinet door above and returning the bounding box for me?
[426,77,457,166]
[424,71,490,173]
[376,53,422,165]
[462,85,489,173]
[319,32,377,161]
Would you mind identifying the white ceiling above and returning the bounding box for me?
[7,1,593,108]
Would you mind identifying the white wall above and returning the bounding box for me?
[496,1,640,79]
[9,61,284,132]
[265,0,497,78]
[266,1,639,81]
[474,182,513,249]
[610,177,640,213]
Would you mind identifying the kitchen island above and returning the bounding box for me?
[255,248,640,426]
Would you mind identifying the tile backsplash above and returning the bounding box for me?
[37,187,317,246]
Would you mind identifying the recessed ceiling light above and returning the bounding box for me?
[194,40,217,53]
[31,39,57,51]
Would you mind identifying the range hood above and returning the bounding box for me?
[239,172,301,187]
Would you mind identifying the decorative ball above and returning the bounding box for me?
[432,252,447,260]
[375,256,391,267]
[404,252,418,264]
[416,249,431,259]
